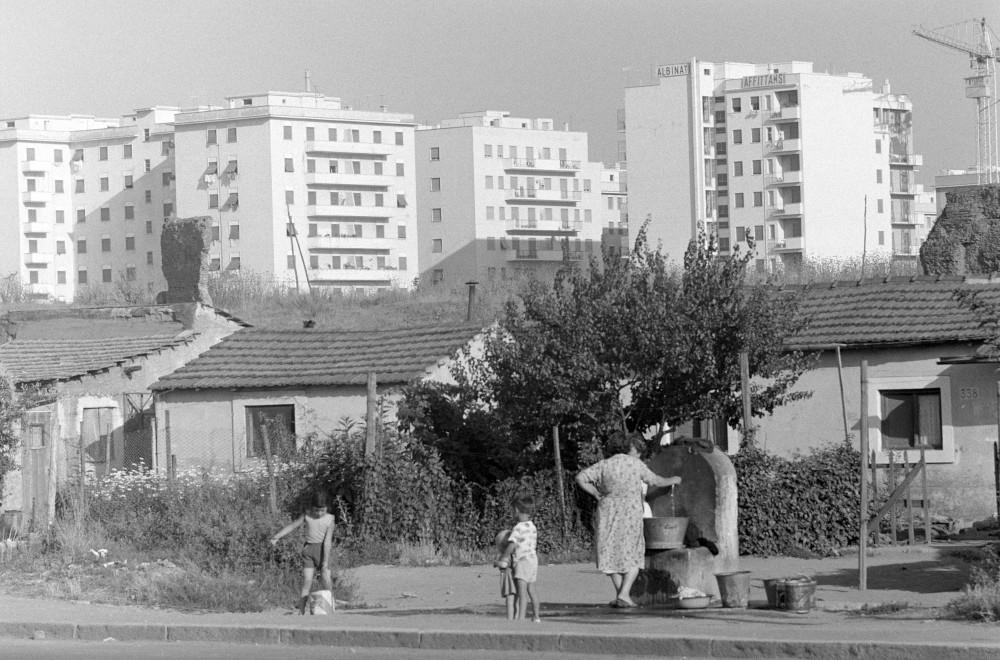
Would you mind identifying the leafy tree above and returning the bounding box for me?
[452,222,814,463]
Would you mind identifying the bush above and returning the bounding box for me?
[733,444,860,556]
[948,543,1000,622]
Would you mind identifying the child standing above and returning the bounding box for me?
[270,491,335,614]
[497,493,541,622]
[493,529,516,620]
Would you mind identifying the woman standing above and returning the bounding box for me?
[575,430,681,607]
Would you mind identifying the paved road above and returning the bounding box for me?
[2,639,726,660]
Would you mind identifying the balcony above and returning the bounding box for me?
[305,140,395,157]
[21,160,51,173]
[23,221,50,234]
[508,248,584,262]
[506,218,582,235]
[767,106,800,121]
[771,201,803,217]
[23,251,53,265]
[893,244,921,257]
[307,204,393,219]
[889,153,923,167]
[891,211,920,225]
[306,234,395,250]
[770,237,804,251]
[766,138,800,153]
[308,267,397,283]
[504,188,582,204]
[22,191,51,204]
[890,186,918,198]
[765,170,802,186]
[305,172,391,188]
[503,158,581,172]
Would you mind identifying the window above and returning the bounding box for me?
[430,178,441,191]
[374,193,384,207]
[328,160,338,174]
[328,128,337,141]
[100,176,109,191]
[207,129,217,145]
[54,149,63,163]
[878,230,885,245]
[431,208,442,222]
[99,146,108,161]
[373,130,382,144]
[486,206,495,220]
[398,256,408,271]
[375,224,385,238]
[73,149,84,162]
[753,224,765,241]
[309,255,319,269]
[102,267,112,283]
[432,238,442,253]
[753,192,763,207]
[487,236,496,250]
[124,175,133,189]
[55,180,64,193]
[57,271,66,284]
[397,224,407,239]
[124,204,134,220]
[396,162,404,177]
[125,266,137,282]
[77,269,88,284]
[351,160,361,174]
[877,199,884,213]
[101,237,111,252]
[395,131,403,145]
[374,162,383,175]
[283,125,292,140]
[144,159,151,173]
[147,251,154,265]
[733,161,743,177]
[432,269,444,284]
[875,139,882,154]
[77,209,86,223]
[125,235,135,250]
[731,97,741,113]
[732,129,742,145]
[484,144,493,157]
[145,220,153,234]
[28,270,38,284]
[880,389,942,450]
[285,190,294,204]
[229,224,240,239]
[286,255,296,269]
[75,179,85,193]
[876,169,883,184]
[209,193,219,209]
[485,175,493,189]
[750,96,760,111]
[56,210,65,224]
[430,147,440,161]
[751,128,761,143]
[162,172,173,187]
[284,158,294,172]
[246,405,295,457]
[100,207,111,222]
[144,190,152,203]
[123,144,132,159]
[164,202,174,217]
[227,127,237,143]
[752,160,762,175]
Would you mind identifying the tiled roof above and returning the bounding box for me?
[0,334,194,383]
[150,324,483,391]
[786,276,1000,350]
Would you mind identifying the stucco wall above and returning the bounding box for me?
[755,342,999,523]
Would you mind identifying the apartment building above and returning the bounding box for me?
[624,60,924,271]
[0,109,178,301]
[415,111,609,287]
[600,164,629,257]
[172,92,418,294]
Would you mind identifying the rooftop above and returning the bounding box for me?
[151,324,483,391]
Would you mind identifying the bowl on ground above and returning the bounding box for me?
[675,595,711,609]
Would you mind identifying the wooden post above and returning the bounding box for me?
[164,409,173,482]
[905,452,915,546]
[260,424,278,516]
[552,426,567,539]
[365,372,377,458]
[889,452,897,545]
[859,359,869,591]
[921,446,930,544]
[78,419,86,513]
[739,351,753,445]
[835,346,850,445]
[870,450,878,547]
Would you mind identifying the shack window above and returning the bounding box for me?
[880,389,942,450]
[246,405,295,457]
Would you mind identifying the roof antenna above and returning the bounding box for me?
[305,69,313,93]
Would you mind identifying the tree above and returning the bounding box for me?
[454,222,814,463]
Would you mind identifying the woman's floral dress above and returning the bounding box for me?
[577,453,660,573]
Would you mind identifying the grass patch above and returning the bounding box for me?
[854,601,912,616]
[947,542,1000,622]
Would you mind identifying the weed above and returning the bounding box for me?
[855,601,911,616]
[947,542,1000,622]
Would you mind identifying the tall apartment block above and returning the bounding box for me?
[624,60,924,270]
[172,92,418,294]
[415,111,611,287]
[0,109,178,301]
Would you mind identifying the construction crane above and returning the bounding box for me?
[914,18,1000,184]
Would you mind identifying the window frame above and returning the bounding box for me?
[868,376,955,463]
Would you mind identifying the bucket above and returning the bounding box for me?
[715,571,751,608]
[780,578,816,612]
[763,578,784,608]
[643,517,688,550]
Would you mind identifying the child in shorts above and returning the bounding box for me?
[270,491,335,614]
[497,492,541,622]
[493,529,516,620]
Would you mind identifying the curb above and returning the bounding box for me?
[0,621,997,659]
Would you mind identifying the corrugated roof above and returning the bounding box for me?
[150,324,483,391]
[0,334,195,383]
[786,276,1000,350]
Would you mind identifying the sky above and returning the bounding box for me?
[2,0,999,185]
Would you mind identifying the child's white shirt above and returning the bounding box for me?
[508,520,537,560]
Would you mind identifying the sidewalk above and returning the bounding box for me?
[0,543,996,659]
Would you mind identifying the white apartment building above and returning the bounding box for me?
[173,92,418,294]
[0,109,178,301]
[625,60,924,271]
[415,111,609,287]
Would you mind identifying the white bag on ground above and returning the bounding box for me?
[309,589,334,615]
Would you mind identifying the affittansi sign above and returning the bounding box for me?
[741,73,787,89]
[657,63,690,78]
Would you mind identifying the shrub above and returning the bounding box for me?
[948,543,1000,622]
[733,444,861,556]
